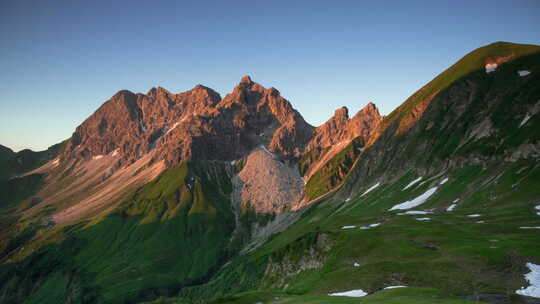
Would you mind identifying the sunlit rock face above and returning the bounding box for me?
[234,147,305,213]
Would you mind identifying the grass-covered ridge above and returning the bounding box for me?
[304,137,363,200]
[298,146,330,177]
[375,41,540,142]
[339,42,540,204]
[117,162,229,223]
[0,140,67,182]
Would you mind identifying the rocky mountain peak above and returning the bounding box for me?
[348,103,380,124]
[185,85,221,107]
[63,76,317,171]
[333,106,350,123]
[240,75,253,84]
[360,102,378,113]
[347,103,383,145]
[268,87,281,97]
[61,74,383,179]
[146,86,170,97]
[192,84,217,94]
[306,103,381,151]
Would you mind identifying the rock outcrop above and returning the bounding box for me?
[306,103,382,152]
[233,147,304,214]
[299,103,382,184]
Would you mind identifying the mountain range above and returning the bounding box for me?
[1,41,539,304]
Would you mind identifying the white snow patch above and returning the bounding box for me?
[230,160,236,166]
[360,223,381,230]
[518,70,531,77]
[416,217,431,221]
[446,204,457,212]
[361,182,380,196]
[439,177,449,185]
[485,63,498,73]
[519,113,531,128]
[329,289,367,297]
[467,214,481,218]
[92,155,104,160]
[476,221,485,224]
[453,199,460,203]
[260,145,276,158]
[520,226,540,230]
[517,166,528,174]
[536,205,540,211]
[403,177,422,190]
[389,187,438,211]
[398,210,432,215]
[516,263,540,298]
[353,262,360,267]
[341,225,356,229]
[139,121,147,132]
[384,286,407,290]
[520,113,532,128]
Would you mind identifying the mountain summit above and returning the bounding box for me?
[65,76,319,170]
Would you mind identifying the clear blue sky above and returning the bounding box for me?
[1,0,539,151]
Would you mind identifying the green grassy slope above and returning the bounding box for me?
[203,287,482,304]
[378,41,540,137]
[198,160,540,304]
[0,162,238,304]
[425,50,540,160]
[303,138,363,200]
[340,42,540,208]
